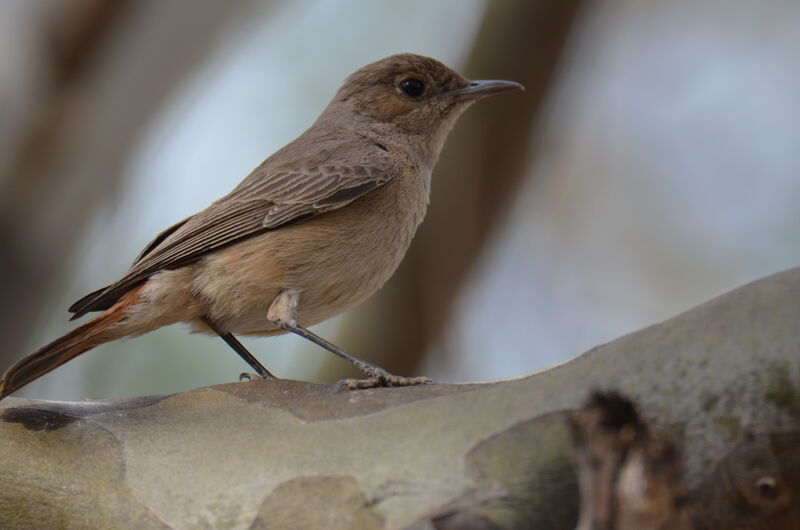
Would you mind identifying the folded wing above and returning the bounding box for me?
[69,143,395,318]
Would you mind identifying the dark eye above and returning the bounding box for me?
[399,78,426,99]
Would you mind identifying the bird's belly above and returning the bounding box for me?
[192,185,424,336]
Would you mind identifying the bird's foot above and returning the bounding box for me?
[337,368,432,390]
[239,372,274,381]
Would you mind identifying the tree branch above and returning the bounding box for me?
[2,267,799,529]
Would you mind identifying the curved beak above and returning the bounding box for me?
[448,79,524,102]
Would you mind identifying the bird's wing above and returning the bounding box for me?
[69,146,395,318]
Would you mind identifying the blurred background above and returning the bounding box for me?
[1,0,798,400]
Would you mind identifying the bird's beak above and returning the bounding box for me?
[447,79,524,102]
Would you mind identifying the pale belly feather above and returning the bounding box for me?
[188,168,429,335]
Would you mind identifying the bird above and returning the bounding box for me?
[0,53,522,399]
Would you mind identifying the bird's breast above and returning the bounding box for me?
[286,165,431,323]
[194,166,431,334]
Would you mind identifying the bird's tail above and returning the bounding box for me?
[0,285,144,399]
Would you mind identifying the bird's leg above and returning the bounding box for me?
[268,290,431,389]
[201,316,275,379]
[286,324,432,389]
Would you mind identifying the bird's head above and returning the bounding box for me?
[328,53,523,163]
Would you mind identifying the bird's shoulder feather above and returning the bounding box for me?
[68,139,396,318]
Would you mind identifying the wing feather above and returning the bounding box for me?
[69,143,395,318]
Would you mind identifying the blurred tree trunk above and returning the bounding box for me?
[0,0,251,369]
[325,0,588,381]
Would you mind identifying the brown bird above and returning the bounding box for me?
[0,53,522,399]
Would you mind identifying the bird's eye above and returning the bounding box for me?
[399,78,426,100]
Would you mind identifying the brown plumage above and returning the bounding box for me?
[0,53,522,399]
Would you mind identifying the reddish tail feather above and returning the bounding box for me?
[0,286,143,399]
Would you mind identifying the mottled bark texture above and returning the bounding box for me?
[570,392,693,530]
[2,267,799,529]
